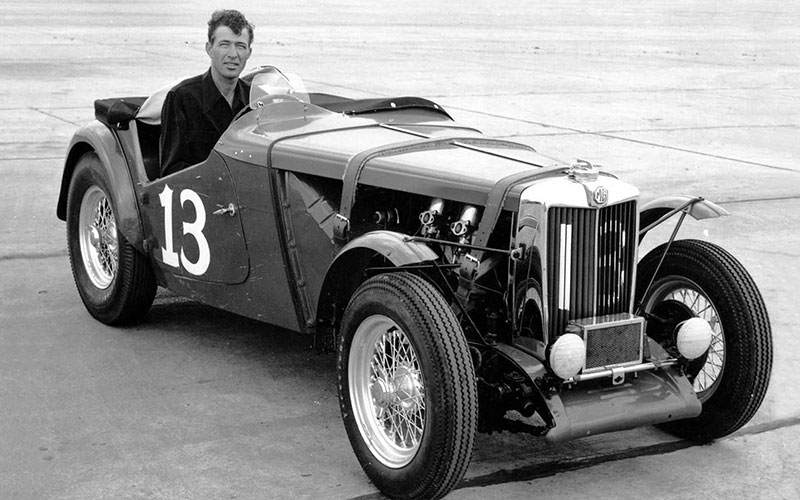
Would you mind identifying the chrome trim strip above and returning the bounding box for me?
[566,358,680,383]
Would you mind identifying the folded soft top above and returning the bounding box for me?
[93,97,147,130]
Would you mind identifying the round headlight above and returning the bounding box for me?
[676,317,713,360]
[548,333,586,380]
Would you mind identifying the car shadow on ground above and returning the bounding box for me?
[127,290,338,393]
[126,293,796,499]
[131,290,702,498]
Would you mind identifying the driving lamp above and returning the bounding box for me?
[548,333,586,380]
[675,317,713,360]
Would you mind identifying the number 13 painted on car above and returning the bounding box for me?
[158,184,211,276]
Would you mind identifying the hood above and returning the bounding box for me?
[217,101,569,209]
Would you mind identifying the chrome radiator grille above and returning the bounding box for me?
[546,201,637,339]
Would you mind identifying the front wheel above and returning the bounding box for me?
[66,152,156,325]
[338,272,477,500]
[636,239,772,442]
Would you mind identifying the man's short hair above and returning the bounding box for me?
[208,10,254,45]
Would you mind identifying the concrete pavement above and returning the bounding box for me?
[1,1,798,499]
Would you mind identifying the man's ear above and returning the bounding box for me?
[205,41,212,57]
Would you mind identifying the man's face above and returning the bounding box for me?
[206,26,252,81]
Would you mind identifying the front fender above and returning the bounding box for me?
[336,230,439,266]
[313,231,438,349]
[639,195,729,238]
[56,122,144,250]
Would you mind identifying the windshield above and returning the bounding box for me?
[241,66,335,129]
[246,66,310,108]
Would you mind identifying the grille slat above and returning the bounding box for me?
[547,201,637,339]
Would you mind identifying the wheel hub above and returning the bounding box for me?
[392,365,422,411]
[370,365,423,411]
[370,379,395,408]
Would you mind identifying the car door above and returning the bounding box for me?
[141,152,249,284]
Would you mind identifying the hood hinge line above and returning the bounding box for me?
[472,167,566,249]
[380,123,550,169]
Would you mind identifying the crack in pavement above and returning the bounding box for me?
[718,195,800,205]
[584,131,798,172]
[30,107,83,127]
[0,251,67,262]
[513,124,800,136]
[451,106,797,173]
[426,86,796,99]
[0,156,63,162]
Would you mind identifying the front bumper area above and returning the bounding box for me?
[495,339,702,443]
[543,364,701,442]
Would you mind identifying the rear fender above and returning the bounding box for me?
[639,195,729,239]
[56,122,144,250]
[314,231,438,349]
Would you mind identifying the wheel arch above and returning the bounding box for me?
[314,231,438,350]
[57,122,145,250]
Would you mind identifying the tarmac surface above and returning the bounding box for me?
[1,1,799,499]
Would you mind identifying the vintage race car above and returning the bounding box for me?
[57,67,773,500]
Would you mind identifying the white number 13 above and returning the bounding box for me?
[158,185,211,276]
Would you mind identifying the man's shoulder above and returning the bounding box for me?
[169,73,205,95]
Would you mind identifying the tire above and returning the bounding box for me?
[338,272,477,500]
[636,239,772,442]
[66,152,156,325]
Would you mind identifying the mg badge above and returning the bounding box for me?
[592,186,609,207]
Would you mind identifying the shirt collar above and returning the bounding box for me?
[201,69,248,113]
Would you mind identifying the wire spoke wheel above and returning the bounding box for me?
[637,239,772,442]
[338,272,477,500]
[644,278,725,401]
[350,316,425,467]
[78,185,119,289]
[66,152,156,325]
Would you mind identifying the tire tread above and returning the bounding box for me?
[66,152,156,325]
[339,272,477,500]
[637,239,772,441]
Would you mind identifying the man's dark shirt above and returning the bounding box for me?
[159,69,250,177]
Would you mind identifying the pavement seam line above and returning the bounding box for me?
[445,106,797,172]
[30,107,83,127]
[0,251,68,261]
[425,86,796,99]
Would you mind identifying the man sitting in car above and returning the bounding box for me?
[159,9,253,177]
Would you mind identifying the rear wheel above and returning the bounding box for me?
[66,152,156,324]
[338,272,477,500]
[636,239,772,441]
